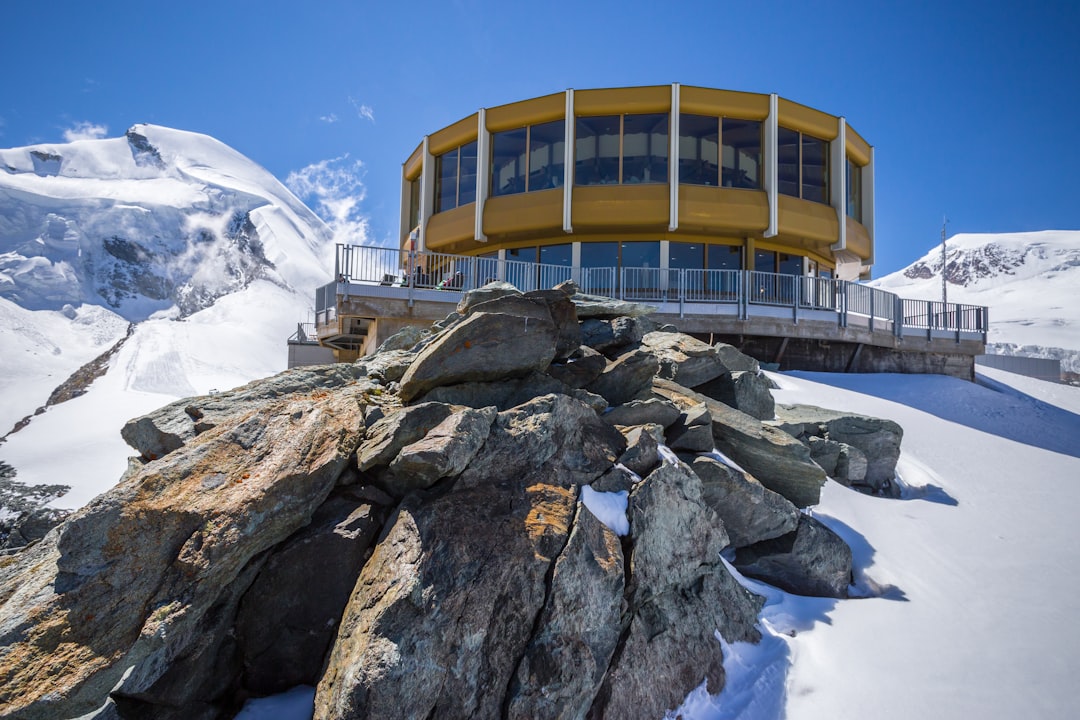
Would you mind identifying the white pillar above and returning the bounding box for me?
[398,168,410,248]
[563,89,575,233]
[419,136,433,252]
[475,108,489,242]
[669,82,680,232]
[764,94,779,238]
[831,117,847,253]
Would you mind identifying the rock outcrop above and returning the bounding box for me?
[0,280,906,720]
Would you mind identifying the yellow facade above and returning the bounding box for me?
[403,84,874,279]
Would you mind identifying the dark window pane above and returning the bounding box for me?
[408,177,421,230]
[722,119,761,189]
[754,249,777,273]
[778,252,802,275]
[457,141,477,206]
[491,128,528,197]
[846,158,862,221]
[580,241,619,267]
[679,114,719,186]
[435,148,458,213]
[623,114,667,184]
[539,242,572,266]
[777,127,800,198]
[507,246,538,262]
[801,135,828,204]
[576,116,620,185]
[620,240,660,268]
[529,120,565,191]
[669,241,704,269]
[708,244,742,271]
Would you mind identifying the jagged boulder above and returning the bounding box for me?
[614,423,664,479]
[0,383,368,720]
[734,515,853,598]
[524,288,582,359]
[653,379,827,508]
[714,343,760,372]
[730,370,776,420]
[585,347,660,406]
[546,344,608,388]
[580,316,650,356]
[385,406,498,493]
[398,303,558,402]
[356,401,457,473]
[770,404,903,494]
[602,397,682,429]
[642,330,730,388]
[665,402,715,453]
[690,455,800,548]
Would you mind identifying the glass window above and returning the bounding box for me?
[846,158,862,222]
[529,120,565,190]
[435,147,458,213]
[754,249,777,273]
[491,128,527,197]
[408,177,421,231]
[576,116,620,185]
[579,241,619,268]
[622,114,667,184]
[539,243,572,266]
[801,135,827,204]
[708,244,742,271]
[507,246,537,263]
[679,114,719,186]
[458,142,477,206]
[777,127,800,198]
[669,241,704,269]
[722,119,761,189]
[778,253,802,275]
[620,241,660,268]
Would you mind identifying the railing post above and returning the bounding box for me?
[679,269,685,318]
[895,296,903,338]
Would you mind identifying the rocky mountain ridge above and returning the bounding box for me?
[0,281,903,720]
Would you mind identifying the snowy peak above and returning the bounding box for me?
[883,230,1080,290]
[0,124,333,321]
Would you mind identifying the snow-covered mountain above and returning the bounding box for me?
[872,230,1080,373]
[0,125,336,509]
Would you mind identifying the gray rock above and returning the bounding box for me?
[455,281,522,314]
[546,345,608,389]
[807,435,842,475]
[456,394,626,491]
[0,385,367,720]
[386,406,498,494]
[653,379,827,508]
[603,397,682,428]
[505,505,624,719]
[615,423,663,479]
[414,370,582,412]
[642,331,730,388]
[398,309,558,402]
[579,316,649,356]
[356,402,457,472]
[236,487,387,695]
[354,349,415,383]
[835,443,869,486]
[313,481,577,719]
[770,404,903,494]
[734,515,853,598]
[665,402,715,453]
[571,295,657,319]
[690,456,800,548]
[731,370,776,420]
[374,324,429,353]
[591,464,638,493]
[524,288,582,360]
[585,347,660,407]
[120,364,373,460]
[714,343,760,372]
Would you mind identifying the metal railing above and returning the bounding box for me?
[325,243,989,340]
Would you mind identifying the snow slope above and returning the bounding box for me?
[685,367,1080,720]
[872,230,1080,371]
[0,126,338,507]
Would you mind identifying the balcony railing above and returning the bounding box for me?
[319,244,988,341]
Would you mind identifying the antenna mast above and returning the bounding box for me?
[941,216,948,305]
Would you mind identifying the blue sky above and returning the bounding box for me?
[3,0,1077,277]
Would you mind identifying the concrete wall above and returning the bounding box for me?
[976,354,1062,382]
[287,342,336,368]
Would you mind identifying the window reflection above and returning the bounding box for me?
[669,241,704,269]
[622,114,667,184]
[576,114,667,186]
[491,120,565,197]
[846,158,862,222]
[778,126,829,203]
[576,116,620,185]
[722,119,761,189]
[434,141,478,213]
[679,114,719,186]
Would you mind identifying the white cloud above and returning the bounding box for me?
[285,155,370,245]
[349,97,375,123]
[63,122,108,142]
[319,113,339,124]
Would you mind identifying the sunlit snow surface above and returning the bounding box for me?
[678,368,1080,720]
